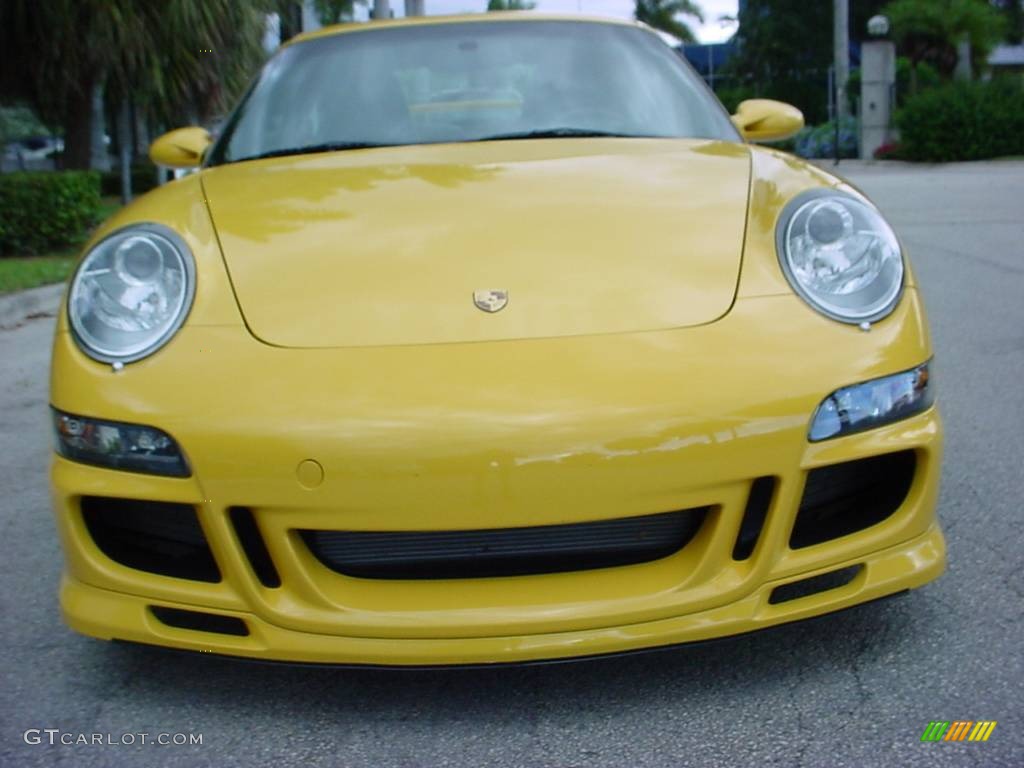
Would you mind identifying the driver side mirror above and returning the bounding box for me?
[149,127,212,169]
[731,100,804,143]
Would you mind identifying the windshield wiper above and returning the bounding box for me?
[473,128,650,142]
[240,141,394,162]
[232,131,647,163]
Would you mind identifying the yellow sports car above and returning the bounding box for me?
[50,14,943,666]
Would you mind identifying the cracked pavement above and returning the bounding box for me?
[1,160,1022,767]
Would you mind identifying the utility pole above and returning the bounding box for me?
[834,0,850,118]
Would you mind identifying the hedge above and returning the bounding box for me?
[896,79,1024,162]
[0,170,101,256]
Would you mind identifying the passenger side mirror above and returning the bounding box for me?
[149,127,212,169]
[731,100,804,143]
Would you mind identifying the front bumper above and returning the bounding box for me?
[61,525,943,666]
[50,292,945,665]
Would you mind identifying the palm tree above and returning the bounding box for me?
[884,0,1007,85]
[117,1,268,128]
[0,0,268,170]
[634,0,705,44]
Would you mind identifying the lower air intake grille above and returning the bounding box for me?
[790,451,916,549]
[301,508,708,580]
[81,496,220,582]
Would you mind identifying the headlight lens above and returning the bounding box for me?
[777,190,903,323]
[68,224,195,363]
[809,362,933,441]
[53,409,190,477]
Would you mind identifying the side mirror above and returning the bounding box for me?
[149,127,212,169]
[731,99,804,143]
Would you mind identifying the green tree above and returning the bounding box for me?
[144,2,269,126]
[723,0,900,124]
[0,1,268,170]
[883,0,1007,82]
[487,0,537,9]
[634,0,704,43]
[723,0,833,122]
[991,0,1023,44]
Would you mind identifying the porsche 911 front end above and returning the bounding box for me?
[49,15,943,666]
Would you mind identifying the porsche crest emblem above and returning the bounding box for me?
[473,290,509,313]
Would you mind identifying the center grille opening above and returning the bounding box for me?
[300,508,708,580]
[80,496,220,582]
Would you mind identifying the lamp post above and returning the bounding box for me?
[860,15,896,160]
[834,0,850,119]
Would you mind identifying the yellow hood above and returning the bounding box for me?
[202,138,751,348]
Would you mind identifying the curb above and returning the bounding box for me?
[809,159,917,171]
[0,282,65,330]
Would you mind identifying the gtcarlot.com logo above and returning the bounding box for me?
[24,729,203,747]
[921,721,997,742]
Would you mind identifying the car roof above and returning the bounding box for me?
[288,12,647,47]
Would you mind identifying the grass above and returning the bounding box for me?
[0,250,79,294]
[0,195,122,295]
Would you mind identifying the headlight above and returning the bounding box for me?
[68,223,195,363]
[809,362,933,441]
[53,409,190,477]
[777,190,903,323]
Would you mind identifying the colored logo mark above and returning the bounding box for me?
[921,721,997,742]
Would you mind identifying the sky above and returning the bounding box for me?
[355,0,740,44]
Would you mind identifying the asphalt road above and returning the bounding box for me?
[1,160,1022,768]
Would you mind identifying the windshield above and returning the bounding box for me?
[208,20,738,165]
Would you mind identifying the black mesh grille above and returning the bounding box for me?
[81,496,220,582]
[301,508,708,580]
[790,451,916,549]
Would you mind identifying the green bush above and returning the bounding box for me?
[896,80,1024,162]
[100,164,160,197]
[0,171,100,256]
[896,58,941,106]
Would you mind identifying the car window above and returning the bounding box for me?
[209,20,737,165]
